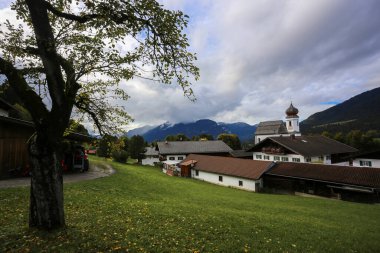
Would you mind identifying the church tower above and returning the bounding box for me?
[285,102,300,134]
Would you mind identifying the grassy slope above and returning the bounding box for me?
[1,156,379,253]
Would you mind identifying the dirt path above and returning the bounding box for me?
[0,163,115,189]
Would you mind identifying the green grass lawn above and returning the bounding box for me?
[1,156,379,252]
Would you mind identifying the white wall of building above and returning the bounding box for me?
[142,157,160,166]
[254,133,301,144]
[165,154,187,162]
[191,169,262,192]
[285,117,300,133]
[253,152,305,163]
[353,158,380,168]
[252,152,332,164]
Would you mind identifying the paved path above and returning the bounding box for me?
[0,163,115,189]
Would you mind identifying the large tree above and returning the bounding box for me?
[0,0,198,229]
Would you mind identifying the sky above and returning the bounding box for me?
[1,0,380,132]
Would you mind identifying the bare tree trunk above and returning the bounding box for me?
[28,134,65,229]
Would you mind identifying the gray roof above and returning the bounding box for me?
[229,150,253,158]
[255,120,288,135]
[144,147,159,156]
[249,135,358,157]
[157,140,232,155]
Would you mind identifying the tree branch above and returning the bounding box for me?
[0,56,48,122]
[25,0,67,112]
[43,1,99,23]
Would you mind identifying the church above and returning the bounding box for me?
[250,103,358,165]
[254,102,301,144]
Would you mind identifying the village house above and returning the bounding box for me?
[142,140,232,169]
[141,147,160,166]
[179,154,380,202]
[180,154,273,192]
[249,135,358,164]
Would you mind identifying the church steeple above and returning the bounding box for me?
[285,102,300,133]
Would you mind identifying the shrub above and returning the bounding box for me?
[112,150,129,163]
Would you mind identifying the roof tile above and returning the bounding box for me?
[181,154,272,180]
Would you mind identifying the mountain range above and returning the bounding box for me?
[127,87,379,142]
[300,87,380,134]
[127,119,256,142]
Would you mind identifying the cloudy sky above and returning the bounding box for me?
[1,0,380,131]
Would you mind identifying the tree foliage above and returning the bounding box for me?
[129,135,146,160]
[165,133,190,141]
[217,133,242,150]
[318,130,380,151]
[0,0,199,134]
[96,134,118,158]
[0,0,198,229]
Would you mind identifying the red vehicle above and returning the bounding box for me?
[61,146,89,172]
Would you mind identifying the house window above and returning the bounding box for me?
[239,180,243,186]
[274,156,280,161]
[169,157,175,160]
[289,121,292,127]
[264,155,270,160]
[255,154,262,159]
[219,176,223,182]
[178,156,184,160]
[281,157,289,162]
[326,155,331,160]
[360,160,372,167]
[292,158,300,162]
[305,157,311,162]
[258,138,261,142]
[195,170,199,176]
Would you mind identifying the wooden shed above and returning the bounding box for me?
[0,116,34,178]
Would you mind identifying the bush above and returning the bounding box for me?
[112,150,129,163]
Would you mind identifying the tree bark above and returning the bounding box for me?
[28,134,65,230]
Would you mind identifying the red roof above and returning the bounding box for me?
[267,162,380,189]
[181,154,272,180]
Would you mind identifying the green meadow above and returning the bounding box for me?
[1,156,379,252]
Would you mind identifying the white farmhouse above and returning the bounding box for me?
[141,147,159,166]
[141,140,233,174]
[249,135,358,165]
[180,154,273,192]
[156,140,232,163]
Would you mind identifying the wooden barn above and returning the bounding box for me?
[0,99,93,179]
[263,162,380,203]
[0,115,34,178]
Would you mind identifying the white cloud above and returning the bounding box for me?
[1,0,380,131]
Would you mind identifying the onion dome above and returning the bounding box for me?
[286,102,299,116]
